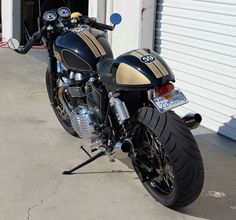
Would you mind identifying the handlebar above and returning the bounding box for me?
[89,20,114,31]
[15,15,114,55]
[16,26,47,54]
[78,16,114,31]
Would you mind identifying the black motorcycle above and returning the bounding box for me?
[8,7,204,208]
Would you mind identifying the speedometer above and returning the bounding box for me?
[43,11,57,22]
[58,7,71,18]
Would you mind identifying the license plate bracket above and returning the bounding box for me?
[152,90,188,113]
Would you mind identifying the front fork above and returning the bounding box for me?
[47,30,57,105]
[47,61,57,105]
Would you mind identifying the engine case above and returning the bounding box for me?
[70,106,99,141]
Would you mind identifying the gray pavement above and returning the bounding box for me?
[0,48,236,220]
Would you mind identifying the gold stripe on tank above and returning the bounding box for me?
[83,31,107,56]
[78,32,101,58]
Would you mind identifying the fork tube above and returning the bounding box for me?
[47,30,57,104]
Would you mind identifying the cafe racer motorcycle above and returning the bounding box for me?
[8,7,204,208]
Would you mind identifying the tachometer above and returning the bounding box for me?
[43,11,57,22]
[58,7,71,18]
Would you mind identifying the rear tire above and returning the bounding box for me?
[131,107,204,208]
[46,70,78,137]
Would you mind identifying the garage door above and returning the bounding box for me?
[155,0,236,140]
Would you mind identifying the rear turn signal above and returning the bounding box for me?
[155,83,174,97]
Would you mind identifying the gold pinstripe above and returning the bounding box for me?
[83,31,107,56]
[153,59,169,76]
[78,32,101,58]
[137,49,169,76]
[130,51,163,78]
[54,51,62,61]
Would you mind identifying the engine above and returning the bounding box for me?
[58,68,106,144]
[70,106,100,142]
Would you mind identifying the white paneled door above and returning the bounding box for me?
[155,0,236,140]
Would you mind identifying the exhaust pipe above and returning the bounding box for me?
[110,140,132,160]
[182,113,202,130]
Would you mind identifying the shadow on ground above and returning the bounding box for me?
[120,135,236,220]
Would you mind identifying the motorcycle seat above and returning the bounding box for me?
[97,58,116,91]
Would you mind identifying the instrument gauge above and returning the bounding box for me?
[58,7,71,18]
[43,11,57,22]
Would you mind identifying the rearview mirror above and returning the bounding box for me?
[8,38,20,50]
[110,13,122,25]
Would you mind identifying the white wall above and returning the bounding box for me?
[141,0,156,50]
[89,0,106,23]
[104,0,156,57]
[1,0,21,42]
[106,0,142,57]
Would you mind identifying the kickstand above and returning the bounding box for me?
[63,151,105,175]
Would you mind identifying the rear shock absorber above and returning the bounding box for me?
[109,93,130,125]
[109,93,130,138]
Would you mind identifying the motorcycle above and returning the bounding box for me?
[8,7,204,208]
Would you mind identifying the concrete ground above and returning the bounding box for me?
[0,48,236,220]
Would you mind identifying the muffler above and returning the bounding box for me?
[182,113,202,130]
[110,140,132,160]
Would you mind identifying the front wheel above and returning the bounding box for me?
[131,107,204,208]
[45,70,78,137]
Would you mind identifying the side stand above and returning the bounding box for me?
[62,151,105,175]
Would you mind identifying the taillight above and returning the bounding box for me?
[155,83,175,97]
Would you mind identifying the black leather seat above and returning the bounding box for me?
[97,58,116,91]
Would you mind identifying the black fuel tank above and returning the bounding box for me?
[54,28,113,72]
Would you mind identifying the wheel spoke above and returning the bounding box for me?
[132,126,175,195]
[163,176,170,188]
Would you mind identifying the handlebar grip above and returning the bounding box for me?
[78,16,114,31]
[95,22,114,31]
[87,19,114,31]
[20,36,38,54]
[17,26,46,54]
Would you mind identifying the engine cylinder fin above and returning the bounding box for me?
[67,86,84,98]
[70,106,99,140]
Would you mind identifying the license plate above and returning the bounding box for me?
[152,90,188,113]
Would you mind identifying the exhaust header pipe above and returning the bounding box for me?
[182,113,202,130]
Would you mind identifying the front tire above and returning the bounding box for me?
[131,107,204,208]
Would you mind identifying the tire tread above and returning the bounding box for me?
[134,107,204,208]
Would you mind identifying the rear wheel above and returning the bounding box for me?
[131,107,204,208]
[46,70,78,137]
